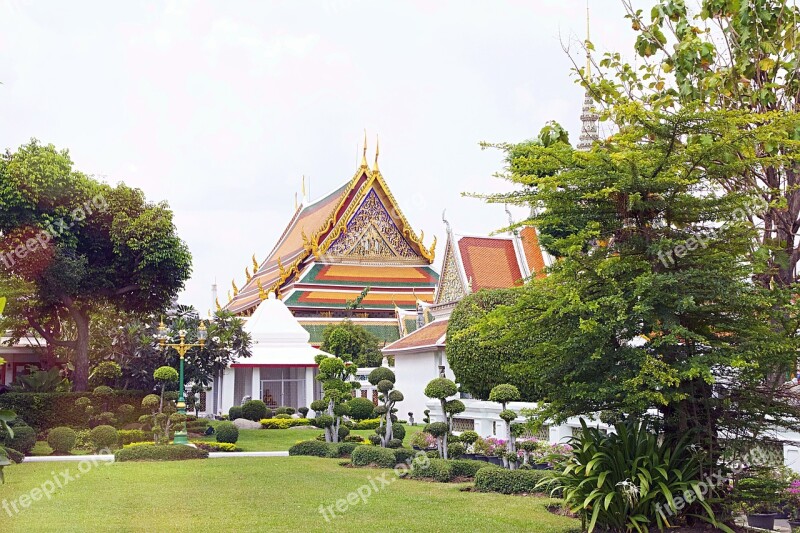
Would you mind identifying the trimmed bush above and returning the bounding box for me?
[241,400,268,422]
[335,441,361,456]
[215,422,239,444]
[263,408,274,419]
[459,430,480,445]
[228,406,243,420]
[348,397,377,421]
[392,448,416,465]
[289,440,334,457]
[448,441,466,459]
[117,429,149,446]
[411,458,453,482]
[90,425,119,451]
[115,443,208,462]
[117,404,136,424]
[298,407,309,418]
[450,459,491,478]
[4,424,36,455]
[191,441,240,452]
[2,447,24,464]
[386,438,402,448]
[47,427,77,454]
[352,418,381,430]
[259,418,313,429]
[274,414,292,419]
[351,445,397,468]
[474,467,549,494]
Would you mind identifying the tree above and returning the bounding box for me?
[368,367,403,447]
[489,384,521,469]
[153,366,178,413]
[585,0,800,290]
[320,320,383,368]
[478,112,799,478]
[446,288,535,399]
[315,354,359,443]
[347,397,376,421]
[424,377,458,459]
[0,140,192,390]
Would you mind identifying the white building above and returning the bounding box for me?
[214,292,331,415]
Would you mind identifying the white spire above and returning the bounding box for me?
[577,1,599,152]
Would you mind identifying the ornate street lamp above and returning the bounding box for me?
[156,319,207,445]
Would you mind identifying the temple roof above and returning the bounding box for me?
[225,160,437,315]
[382,319,448,354]
[283,289,432,310]
[297,264,438,288]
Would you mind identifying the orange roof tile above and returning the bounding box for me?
[519,226,547,278]
[383,320,448,352]
[457,237,523,291]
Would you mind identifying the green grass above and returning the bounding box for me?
[0,457,579,532]
[197,423,423,452]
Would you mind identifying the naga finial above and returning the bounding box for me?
[232,279,239,296]
[245,266,252,282]
[257,278,266,301]
[252,254,259,272]
[215,298,221,311]
[373,134,380,174]
[360,130,368,168]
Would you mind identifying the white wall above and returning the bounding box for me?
[394,347,455,423]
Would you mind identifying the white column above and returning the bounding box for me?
[251,367,261,403]
[305,367,315,410]
[221,368,235,414]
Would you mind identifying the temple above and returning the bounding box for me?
[223,139,439,347]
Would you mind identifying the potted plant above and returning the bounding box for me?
[734,471,788,530]
[409,431,436,452]
[486,437,505,466]
[458,431,480,460]
[785,479,800,529]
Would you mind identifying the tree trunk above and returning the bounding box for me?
[71,308,90,391]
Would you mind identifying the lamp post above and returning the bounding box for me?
[156,319,207,445]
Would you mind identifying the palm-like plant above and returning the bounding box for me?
[543,419,730,532]
[0,410,16,484]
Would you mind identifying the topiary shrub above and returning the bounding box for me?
[288,440,334,457]
[116,404,136,425]
[298,407,309,418]
[241,400,268,422]
[215,422,239,444]
[450,459,491,478]
[411,458,453,482]
[459,430,480,445]
[351,445,397,468]
[335,441,361,457]
[352,418,381,430]
[347,397,376,421]
[275,407,290,415]
[228,406,243,420]
[2,447,24,464]
[274,413,292,420]
[90,425,119,452]
[392,448,415,464]
[263,408,274,419]
[474,467,549,494]
[386,438,402,449]
[3,426,36,456]
[47,427,77,455]
[448,441,466,459]
[368,434,382,446]
[115,443,208,462]
[117,429,149,446]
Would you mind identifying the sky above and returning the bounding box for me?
[0,0,640,312]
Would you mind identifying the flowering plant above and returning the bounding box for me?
[410,431,436,449]
[785,479,800,519]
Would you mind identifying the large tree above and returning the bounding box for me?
[585,0,800,288]
[478,111,799,470]
[320,320,383,368]
[0,140,191,390]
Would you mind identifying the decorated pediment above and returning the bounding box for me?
[434,236,467,304]
[326,189,420,260]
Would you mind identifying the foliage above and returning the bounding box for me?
[274,414,291,420]
[732,469,787,514]
[89,425,118,451]
[0,410,14,442]
[117,429,149,446]
[411,458,453,482]
[275,406,295,415]
[11,367,70,393]
[351,445,397,468]
[47,427,77,454]
[546,419,724,532]
[3,423,36,455]
[0,139,193,390]
[424,377,459,459]
[153,366,178,382]
[298,407,309,418]
[447,288,534,399]
[315,354,359,443]
[459,431,479,445]
[259,418,312,429]
[114,443,208,462]
[241,400,268,422]
[410,431,437,449]
[88,361,122,388]
[447,442,466,459]
[369,367,403,447]
[229,406,243,420]
[489,384,520,408]
[450,459,492,479]
[320,319,383,368]
[2,446,24,464]
[288,440,336,458]
[0,391,145,431]
[475,467,549,494]
[215,422,239,444]
[351,418,381,430]
[424,378,457,400]
[347,397,376,421]
[191,441,240,452]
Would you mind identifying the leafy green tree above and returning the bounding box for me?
[424,377,458,459]
[478,111,799,476]
[587,0,800,289]
[0,140,192,390]
[320,320,383,368]
[368,367,403,447]
[153,366,178,413]
[315,354,359,443]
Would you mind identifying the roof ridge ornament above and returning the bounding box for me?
[252,254,259,272]
[372,134,380,174]
[360,130,368,168]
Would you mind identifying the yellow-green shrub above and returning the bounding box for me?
[259,418,312,429]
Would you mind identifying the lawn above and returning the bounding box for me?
[0,457,579,532]
[197,423,424,452]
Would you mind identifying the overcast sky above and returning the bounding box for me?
[0,0,641,312]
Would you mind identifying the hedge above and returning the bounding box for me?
[289,440,335,458]
[260,418,312,429]
[474,467,550,494]
[0,391,149,431]
[4,425,36,455]
[410,458,453,482]
[351,418,381,430]
[351,446,397,468]
[115,444,209,462]
[450,459,492,478]
[117,430,149,446]
[191,441,240,452]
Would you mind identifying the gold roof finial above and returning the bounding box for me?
[215,298,221,311]
[360,130,368,168]
[252,254,259,272]
[232,279,239,296]
[227,290,232,302]
[372,134,380,174]
[245,266,252,282]
[257,278,267,300]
